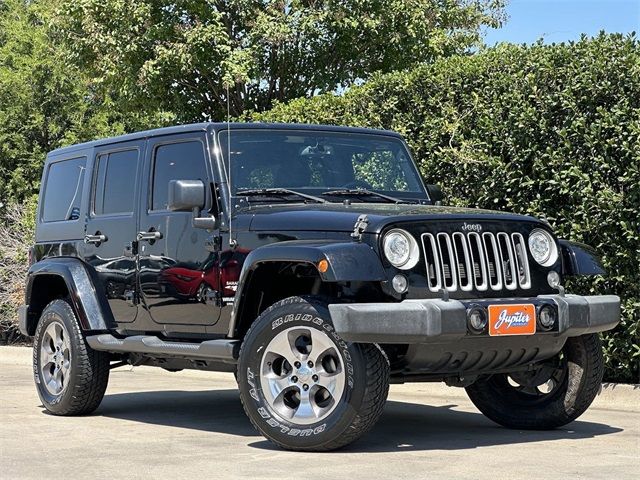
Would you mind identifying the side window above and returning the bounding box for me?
[152,141,208,211]
[42,157,87,222]
[93,149,139,216]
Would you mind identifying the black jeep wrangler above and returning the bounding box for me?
[20,123,620,451]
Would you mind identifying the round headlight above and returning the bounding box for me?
[383,229,420,270]
[528,229,558,266]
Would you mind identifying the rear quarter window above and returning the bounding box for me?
[41,157,87,222]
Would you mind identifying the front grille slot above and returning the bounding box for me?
[497,232,518,290]
[421,231,531,292]
[512,233,532,289]
[437,233,457,290]
[452,233,473,291]
[422,233,442,290]
[482,233,503,290]
[468,233,488,291]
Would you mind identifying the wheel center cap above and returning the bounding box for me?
[296,365,313,382]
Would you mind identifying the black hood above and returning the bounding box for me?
[243,203,542,233]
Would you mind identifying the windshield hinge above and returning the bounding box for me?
[351,214,369,241]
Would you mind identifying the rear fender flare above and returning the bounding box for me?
[25,257,115,333]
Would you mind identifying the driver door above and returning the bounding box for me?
[136,133,222,329]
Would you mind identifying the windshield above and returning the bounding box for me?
[218,129,428,202]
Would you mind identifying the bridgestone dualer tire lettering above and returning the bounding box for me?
[237,296,390,451]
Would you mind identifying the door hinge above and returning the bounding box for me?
[205,235,222,252]
[205,289,223,307]
[124,241,138,257]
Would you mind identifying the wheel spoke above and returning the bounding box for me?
[264,372,291,399]
[54,366,64,388]
[40,361,54,382]
[292,387,317,421]
[61,359,71,376]
[53,323,64,348]
[268,329,305,366]
[44,324,57,349]
[316,370,344,398]
[40,349,56,365]
[45,375,59,394]
[270,388,297,420]
[307,329,337,365]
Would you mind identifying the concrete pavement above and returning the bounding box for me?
[1,346,638,479]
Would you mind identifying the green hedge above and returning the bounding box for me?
[253,34,640,383]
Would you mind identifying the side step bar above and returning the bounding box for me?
[86,334,240,364]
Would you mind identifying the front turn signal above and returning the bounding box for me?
[317,259,329,273]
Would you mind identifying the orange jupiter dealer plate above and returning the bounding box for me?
[488,304,536,336]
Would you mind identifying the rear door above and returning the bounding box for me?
[84,141,144,324]
[137,133,221,327]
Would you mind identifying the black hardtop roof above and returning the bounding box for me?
[47,122,404,157]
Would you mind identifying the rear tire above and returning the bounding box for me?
[465,333,604,429]
[237,296,390,451]
[33,299,110,415]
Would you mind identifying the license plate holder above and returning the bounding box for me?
[488,304,536,336]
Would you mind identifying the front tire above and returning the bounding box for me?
[465,333,604,430]
[33,299,110,415]
[237,296,390,451]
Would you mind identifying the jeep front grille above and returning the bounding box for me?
[421,232,531,292]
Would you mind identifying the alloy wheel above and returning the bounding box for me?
[260,326,346,425]
[39,321,72,396]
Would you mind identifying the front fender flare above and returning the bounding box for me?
[559,240,607,276]
[25,257,115,332]
[228,240,386,337]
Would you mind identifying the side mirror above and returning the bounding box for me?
[426,184,444,206]
[168,180,205,211]
[168,179,219,230]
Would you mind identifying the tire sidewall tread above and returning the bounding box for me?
[237,296,390,451]
[33,299,110,416]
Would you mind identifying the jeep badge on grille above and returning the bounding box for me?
[461,222,482,232]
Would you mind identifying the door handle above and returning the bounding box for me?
[84,233,108,245]
[137,230,163,242]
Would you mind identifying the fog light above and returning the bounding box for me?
[392,274,408,293]
[547,271,561,288]
[538,304,557,330]
[467,306,487,333]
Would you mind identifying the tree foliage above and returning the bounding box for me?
[254,34,640,382]
[55,0,506,121]
[0,0,171,204]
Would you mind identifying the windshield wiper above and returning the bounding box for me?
[322,189,414,204]
[236,188,327,204]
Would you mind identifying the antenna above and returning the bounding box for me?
[226,84,235,248]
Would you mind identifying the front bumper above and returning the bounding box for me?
[328,294,620,344]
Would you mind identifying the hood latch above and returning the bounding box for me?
[351,214,369,241]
